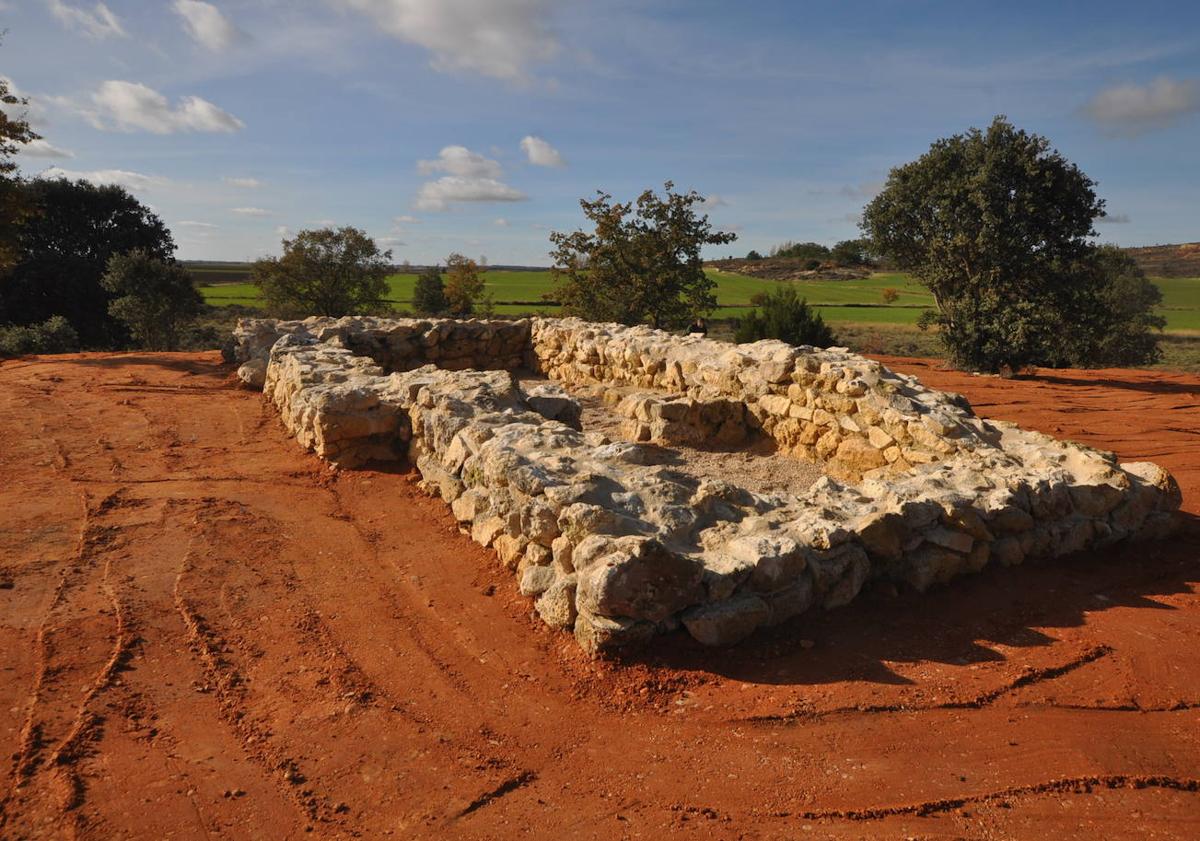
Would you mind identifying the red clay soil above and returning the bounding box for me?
[0,351,1197,840]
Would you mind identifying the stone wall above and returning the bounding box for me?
[232,316,1182,655]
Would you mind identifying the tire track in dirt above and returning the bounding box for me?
[787,773,1200,822]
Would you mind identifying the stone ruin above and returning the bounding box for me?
[225,316,1182,655]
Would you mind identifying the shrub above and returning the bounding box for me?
[412,265,448,315]
[0,315,79,356]
[745,250,763,261]
[735,285,836,347]
[881,287,900,304]
[101,250,203,350]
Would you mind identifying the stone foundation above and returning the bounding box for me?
[228,316,1182,655]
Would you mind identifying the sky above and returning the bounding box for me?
[3,0,1199,264]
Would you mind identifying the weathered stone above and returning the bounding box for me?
[535,574,578,628]
[573,610,655,656]
[519,563,556,596]
[576,537,704,623]
[682,595,770,646]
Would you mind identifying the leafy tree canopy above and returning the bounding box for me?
[252,226,390,317]
[862,115,1160,372]
[412,264,448,316]
[444,253,488,316]
[1,66,43,274]
[1,178,175,347]
[549,182,737,328]
[101,250,203,350]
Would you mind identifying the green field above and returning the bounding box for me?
[197,269,1200,333]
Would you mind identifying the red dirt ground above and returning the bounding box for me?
[1,351,1197,840]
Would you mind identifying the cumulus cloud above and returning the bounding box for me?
[223,176,262,188]
[520,135,564,167]
[173,0,247,51]
[90,81,244,134]
[414,145,525,210]
[331,0,559,82]
[415,177,527,211]
[177,220,218,229]
[19,138,74,159]
[493,217,510,227]
[702,194,727,208]
[40,167,168,192]
[1097,212,1132,224]
[231,206,271,217]
[393,214,421,224]
[418,145,503,178]
[1083,77,1200,136]
[46,0,126,39]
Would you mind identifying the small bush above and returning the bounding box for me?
[0,315,80,356]
[881,287,900,303]
[735,285,836,348]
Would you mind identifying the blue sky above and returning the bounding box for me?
[4,0,1199,263]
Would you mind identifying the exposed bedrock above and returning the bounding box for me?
[235,316,1182,655]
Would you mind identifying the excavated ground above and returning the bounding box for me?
[1,351,1198,840]
[518,376,826,498]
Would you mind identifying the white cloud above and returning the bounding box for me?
[1083,77,1200,136]
[19,138,75,159]
[311,218,337,227]
[40,167,169,192]
[839,182,884,200]
[493,217,510,227]
[46,0,126,39]
[90,80,244,134]
[415,176,527,210]
[231,207,272,217]
[1098,212,1132,224]
[418,145,503,178]
[330,0,560,82]
[275,225,291,236]
[178,220,218,228]
[520,135,564,167]
[393,214,421,224]
[702,194,727,208]
[223,176,262,188]
[173,0,246,51]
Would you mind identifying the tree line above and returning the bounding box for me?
[1,69,1165,374]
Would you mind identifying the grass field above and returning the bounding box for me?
[197,269,1200,333]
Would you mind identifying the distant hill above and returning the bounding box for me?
[705,257,872,281]
[1123,243,1200,278]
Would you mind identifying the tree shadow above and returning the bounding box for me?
[1030,373,1199,396]
[618,515,1200,689]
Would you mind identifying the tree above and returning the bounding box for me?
[831,238,872,266]
[1,70,40,274]
[100,250,203,350]
[1058,245,1165,367]
[444,252,488,316]
[549,182,737,328]
[735,285,835,347]
[746,250,763,261]
[862,116,1160,372]
[412,264,448,315]
[252,226,390,317]
[1,178,175,347]
[880,287,900,304]
[771,241,830,262]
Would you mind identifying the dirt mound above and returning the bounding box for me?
[1124,242,1200,278]
[708,257,872,281]
[1,351,1197,839]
